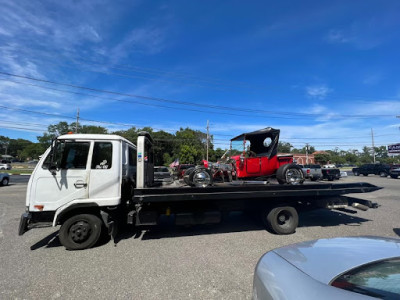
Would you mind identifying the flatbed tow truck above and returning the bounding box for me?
[19,132,380,250]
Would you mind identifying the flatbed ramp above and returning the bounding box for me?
[133,182,381,203]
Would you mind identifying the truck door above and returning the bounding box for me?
[88,141,121,205]
[30,141,90,212]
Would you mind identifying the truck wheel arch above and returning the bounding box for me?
[54,203,101,226]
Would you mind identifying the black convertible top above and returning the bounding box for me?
[231,127,280,158]
[230,127,280,142]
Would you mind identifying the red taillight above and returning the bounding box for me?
[307,169,310,174]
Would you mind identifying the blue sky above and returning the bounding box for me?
[0,0,400,151]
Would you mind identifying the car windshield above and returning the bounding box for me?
[155,167,169,173]
[331,257,400,299]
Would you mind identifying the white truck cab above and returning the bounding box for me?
[19,132,154,249]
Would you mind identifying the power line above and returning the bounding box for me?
[0,78,308,120]
[0,71,396,119]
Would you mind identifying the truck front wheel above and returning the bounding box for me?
[263,206,298,234]
[59,214,102,250]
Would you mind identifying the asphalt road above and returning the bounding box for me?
[1,175,399,299]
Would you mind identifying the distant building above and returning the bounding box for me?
[278,153,315,165]
[293,153,315,165]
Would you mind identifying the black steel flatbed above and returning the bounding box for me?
[133,182,381,203]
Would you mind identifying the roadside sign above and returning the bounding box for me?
[388,143,400,153]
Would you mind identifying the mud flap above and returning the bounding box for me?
[18,213,31,236]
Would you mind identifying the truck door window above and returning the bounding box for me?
[128,147,136,167]
[91,142,113,169]
[60,142,90,169]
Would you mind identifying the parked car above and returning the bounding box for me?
[154,166,173,183]
[389,164,400,179]
[322,164,341,181]
[298,164,322,181]
[352,163,391,177]
[0,172,10,186]
[0,163,11,170]
[252,236,400,300]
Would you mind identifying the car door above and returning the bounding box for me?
[246,157,261,175]
[30,141,91,212]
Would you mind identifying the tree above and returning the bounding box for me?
[20,143,46,160]
[37,122,70,148]
[179,145,199,164]
[0,135,10,155]
[8,139,33,158]
[38,122,108,148]
[314,153,331,165]
[277,142,293,153]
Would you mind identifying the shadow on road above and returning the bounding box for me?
[114,212,263,244]
[30,230,111,250]
[393,228,400,237]
[30,231,61,250]
[299,209,370,228]
[115,209,371,244]
[29,210,372,249]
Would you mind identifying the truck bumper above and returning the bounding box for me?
[18,212,31,236]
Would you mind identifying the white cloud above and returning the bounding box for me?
[326,30,350,44]
[306,85,332,99]
[362,73,383,85]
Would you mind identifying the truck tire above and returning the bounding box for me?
[276,164,304,185]
[353,171,359,176]
[263,206,298,234]
[1,177,9,186]
[59,214,102,250]
[379,172,387,177]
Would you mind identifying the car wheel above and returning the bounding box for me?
[353,171,359,176]
[183,167,195,185]
[390,175,398,179]
[59,214,102,250]
[188,167,212,187]
[263,206,298,234]
[363,173,368,176]
[379,172,387,177]
[276,164,304,185]
[1,177,9,186]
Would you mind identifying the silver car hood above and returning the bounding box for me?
[272,236,400,284]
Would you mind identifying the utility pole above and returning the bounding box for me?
[305,143,309,164]
[75,108,80,133]
[371,128,375,164]
[206,120,209,161]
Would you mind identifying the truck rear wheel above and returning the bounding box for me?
[263,206,298,234]
[276,164,304,185]
[59,214,102,250]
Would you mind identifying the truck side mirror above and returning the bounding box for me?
[48,139,60,175]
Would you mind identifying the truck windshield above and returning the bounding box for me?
[42,141,90,170]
